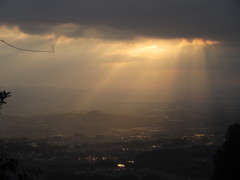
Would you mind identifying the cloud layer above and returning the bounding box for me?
[0,0,239,45]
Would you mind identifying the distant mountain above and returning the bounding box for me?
[0,111,140,138]
[3,85,240,116]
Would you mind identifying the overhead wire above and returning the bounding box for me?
[0,39,54,53]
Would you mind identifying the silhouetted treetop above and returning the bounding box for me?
[212,123,240,180]
[224,123,240,151]
[0,90,11,104]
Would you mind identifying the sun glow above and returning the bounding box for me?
[92,38,220,61]
[94,38,176,59]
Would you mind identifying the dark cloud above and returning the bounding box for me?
[0,0,239,45]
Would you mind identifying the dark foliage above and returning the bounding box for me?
[0,90,11,114]
[134,145,216,179]
[0,90,11,104]
[212,123,240,180]
[0,157,18,179]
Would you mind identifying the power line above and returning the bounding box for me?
[0,39,55,53]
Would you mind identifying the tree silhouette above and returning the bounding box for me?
[0,156,19,180]
[0,90,11,115]
[0,90,11,104]
[212,123,240,180]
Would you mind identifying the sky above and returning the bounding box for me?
[0,0,240,115]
